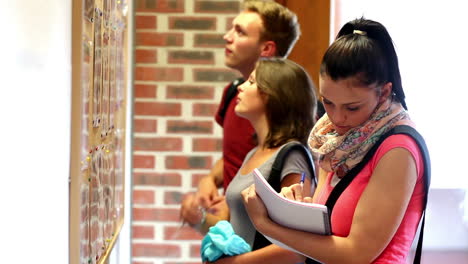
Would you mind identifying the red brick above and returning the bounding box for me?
[133,172,182,186]
[133,208,180,222]
[190,244,202,258]
[83,99,90,116]
[167,85,214,99]
[192,103,218,116]
[136,32,183,46]
[164,226,203,240]
[133,137,182,151]
[194,0,240,13]
[134,119,157,133]
[193,68,239,82]
[134,83,157,98]
[192,138,222,151]
[79,219,88,238]
[80,242,89,260]
[132,225,154,239]
[90,220,100,242]
[136,15,157,29]
[83,50,92,64]
[163,190,184,205]
[166,120,213,134]
[133,190,155,204]
[194,33,225,48]
[135,49,157,64]
[81,187,89,205]
[135,0,184,13]
[168,50,214,65]
[191,173,206,188]
[132,243,181,258]
[226,16,235,31]
[169,16,216,30]
[165,156,212,170]
[134,102,181,116]
[133,155,155,169]
[135,66,183,82]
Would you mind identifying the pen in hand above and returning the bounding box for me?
[299,171,306,199]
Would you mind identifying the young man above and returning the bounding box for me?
[180,0,300,227]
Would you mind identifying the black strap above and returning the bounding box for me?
[218,77,244,119]
[324,125,431,264]
[252,142,317,251]
[268,143,316,192]
[413,211,426,264]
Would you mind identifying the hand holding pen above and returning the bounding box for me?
[300,171,306,197]
[280,171,312,202]
[300,171,314,203]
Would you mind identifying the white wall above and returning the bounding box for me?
[332,0,468,253]
[0,0,71,263]
[0,1,134,263]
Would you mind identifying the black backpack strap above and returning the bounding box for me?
[252,142,317,251]
[324,125,431,264]
[268,143,316,192]
[218,77,244,119]
[413,212,426,264]
[391,126,431,264]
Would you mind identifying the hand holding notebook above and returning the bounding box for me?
[253,168,331,235]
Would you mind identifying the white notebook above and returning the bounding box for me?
[253,168,331,235]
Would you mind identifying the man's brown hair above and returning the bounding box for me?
[243,0,300,58]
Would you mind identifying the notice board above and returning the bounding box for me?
[70,0,130,263]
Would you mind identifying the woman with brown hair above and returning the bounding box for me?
[205,57,318,264]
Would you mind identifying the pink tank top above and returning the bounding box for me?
[315,135,425,263]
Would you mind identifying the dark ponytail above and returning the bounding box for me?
[321,17,407,109]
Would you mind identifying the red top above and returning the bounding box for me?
[215,83,256,191]
[315,135,425,263]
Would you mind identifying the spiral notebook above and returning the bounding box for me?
[253,168,331,236]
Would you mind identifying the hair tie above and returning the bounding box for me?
[353,29,367,36]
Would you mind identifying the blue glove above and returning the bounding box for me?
[201,220,251,262]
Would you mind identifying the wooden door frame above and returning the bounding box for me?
[275,0,331,92]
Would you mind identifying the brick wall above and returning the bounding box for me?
[132,1,242,263]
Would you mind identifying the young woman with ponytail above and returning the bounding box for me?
[242,18,430,264]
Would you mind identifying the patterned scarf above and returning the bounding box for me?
[308,100,412,178]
